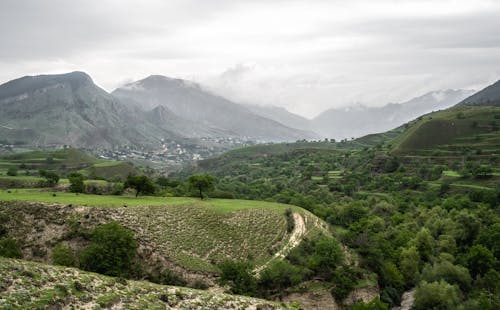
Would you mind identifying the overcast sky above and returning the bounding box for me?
[1,0,500,118]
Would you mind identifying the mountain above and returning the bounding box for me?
[243,104,315,133]
[458,79,500,106]
[312,89,474,140]
[0,71,180,149]
[112,75,317,141]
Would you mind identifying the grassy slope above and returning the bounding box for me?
[0,190,324,272]
[0,257,286,309]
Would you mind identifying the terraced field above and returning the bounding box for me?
[0,257,288,309]
[0,190,326,274]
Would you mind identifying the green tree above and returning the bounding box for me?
[124,175,155,197]
[68,172,85,193]
[467,245,496,278]
[307,237,344,279]
[6,168,17,176]
[413,228,435,262]
[39,170,60,186]
[188,174,215,200]
[399,246,421,286]
[414,280,460,310]
[80,222,137,277]
[421,260,472,292]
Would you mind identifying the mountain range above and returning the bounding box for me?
[1,71,498,154]
[0,72,315,152]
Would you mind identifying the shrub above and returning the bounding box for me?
[284,208,295,233]
[352,297,389,310]
[258,261,304,297]
[218,260,256,296]
[330,266,357,301]
[0,237,22,258]
[147,267,187,286]
[80,222,137,277]
[52,243,76,267]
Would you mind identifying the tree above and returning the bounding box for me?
[39,170,60,186]
[80,222,137,277]
[399,246,421,286]
[124,175,155,197]
[68,172,85,193]
[6,168,17,176]
[188,174,215,200]
[467,245,496,278]
[413,280,460,310]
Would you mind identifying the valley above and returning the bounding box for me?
[0,75,499,309]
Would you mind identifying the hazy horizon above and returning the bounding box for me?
[1,0,499,118]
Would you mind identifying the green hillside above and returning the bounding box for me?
[0,257,286,309]
[0,190,326,273]
[0,148,136,182]
[391,106,500,156]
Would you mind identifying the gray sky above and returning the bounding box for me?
[1,0,500,118]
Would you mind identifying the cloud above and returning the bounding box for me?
[0,0,499,117]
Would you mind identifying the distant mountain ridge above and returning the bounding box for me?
[311,89,474,139]
[0,72,315,152]
[112,75,318,141]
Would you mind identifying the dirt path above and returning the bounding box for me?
[253,212,306,276]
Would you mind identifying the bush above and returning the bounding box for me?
[39,170,60,186]
[80,222,137,277]
[284,208,295,233]
[0,237,22,258]
[352,297,389,310]
[258,261,304,297]
[330,266,357,301]
[52,243,76,267]
[218,260,256,296]
[147,267,187,286]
